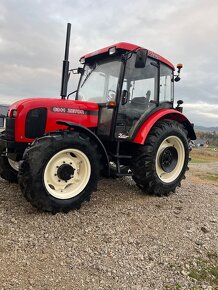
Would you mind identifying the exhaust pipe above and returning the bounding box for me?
[60,23,71,99]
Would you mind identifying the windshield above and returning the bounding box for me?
[77,57,121,103]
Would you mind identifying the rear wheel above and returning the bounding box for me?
[18,131,101,213]
[131,120,189,195]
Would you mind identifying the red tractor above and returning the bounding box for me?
[0,24,196,213]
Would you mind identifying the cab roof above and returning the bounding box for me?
[81,42,175,70]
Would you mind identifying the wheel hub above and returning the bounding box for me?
[160,146,178,173]
[57,164,75,181]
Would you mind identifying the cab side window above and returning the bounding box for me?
[159,64,174,103]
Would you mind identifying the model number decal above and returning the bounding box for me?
[148,51,160,60]
[51,107,85,115]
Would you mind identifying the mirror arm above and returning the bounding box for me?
[67,90,77,99]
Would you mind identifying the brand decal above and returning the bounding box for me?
[148,51,160,60]
[50,107,98,116]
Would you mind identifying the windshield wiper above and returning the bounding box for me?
[80,64,97,88]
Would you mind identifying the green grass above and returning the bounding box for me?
[207,174,218,182]
[190,148,218,163]
[188,252,218,288]
[190,158,210,164]
[196,173,218,183]
[207,146,218,152]
[164,283,181,289]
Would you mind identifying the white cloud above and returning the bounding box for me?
[0,0,218,127]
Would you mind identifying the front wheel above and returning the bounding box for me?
[18,131,101,213]
[131,120,189,196]
[0,155,19,183]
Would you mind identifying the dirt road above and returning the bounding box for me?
[0,170,217,290]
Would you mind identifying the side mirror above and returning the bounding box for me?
[135,49,147,68]
[177,100,183,106]
[176,100,184,112]
[174,76,181,82]
[121,90,129,105]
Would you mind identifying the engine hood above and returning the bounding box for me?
[8,98,99,115]
[8,98,99,143]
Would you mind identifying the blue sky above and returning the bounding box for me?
[0,0,218,126]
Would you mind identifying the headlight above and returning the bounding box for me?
[11,109,17,118]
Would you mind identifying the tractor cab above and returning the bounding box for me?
[75,43,175,140]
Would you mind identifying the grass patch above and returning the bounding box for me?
[188,252,218,288]
[207,146,218,152]
[190,158,210,164]
[190,148,218,163]
[207,174,218,182]
[196,173,218,183]
[164,283,181,289]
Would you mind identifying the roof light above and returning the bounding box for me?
[80,57,85,64]
[108,46,116,55]
[177,64,183,69]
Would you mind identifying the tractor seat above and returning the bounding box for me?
[123,96,150,120]
[130,96,150,107]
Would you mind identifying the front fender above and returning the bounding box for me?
[56,121,110,176]
[133,109,196,145]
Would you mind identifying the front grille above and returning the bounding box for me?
[25,108,47,139]
[5,117,15,140]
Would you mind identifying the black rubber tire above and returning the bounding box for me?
[0,131,18,182]
[18,131,101,213]
[0,152,18,183]
[130,120,189,196]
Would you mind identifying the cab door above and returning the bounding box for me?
[115,56,158,139]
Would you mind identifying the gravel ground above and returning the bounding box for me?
[0,168,217,290]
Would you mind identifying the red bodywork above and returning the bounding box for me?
[81,42,175,70]
[133,109,193,144]
[9,98,98,143]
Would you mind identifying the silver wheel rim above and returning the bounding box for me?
[156,136,185,183]
[8,158,19,171]
[44,149,91,199]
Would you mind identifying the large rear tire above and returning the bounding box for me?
[18,131,101,213]
[131,120,189,196]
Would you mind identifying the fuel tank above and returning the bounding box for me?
[7,98,99,143]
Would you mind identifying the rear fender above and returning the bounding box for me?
[133,109,196,145]
[56,121,110,176]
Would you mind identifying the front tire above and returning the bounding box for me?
[0,154,18,183]
[0,131,19,182]
[18,131,101,213]
[131,120,189,196]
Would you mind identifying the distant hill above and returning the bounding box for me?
[195,125,218,132]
